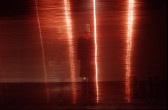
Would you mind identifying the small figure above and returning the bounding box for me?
[77,24,95,82]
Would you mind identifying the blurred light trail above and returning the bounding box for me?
[35,0,49,103]
[64,0,77,104]
[93,0,99,103]
[125,0,134,103]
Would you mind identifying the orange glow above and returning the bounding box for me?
[125,0,134,103]
[35,0,49,103]
[64,0,77,104]
[93,0,99,103]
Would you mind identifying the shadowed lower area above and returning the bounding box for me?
[0,80,167,109]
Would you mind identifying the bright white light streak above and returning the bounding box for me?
[126,0,134,103]
[35,0,49,103]
[64,0,77,104]
[93,0,99,103]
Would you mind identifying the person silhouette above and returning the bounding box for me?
[77,24,95,82]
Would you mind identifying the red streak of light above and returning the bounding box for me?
[93,0,99,103]
[126,0,134,103]
[35,0,50,103]
[64,0,77,104]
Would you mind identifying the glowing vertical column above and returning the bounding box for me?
[64,0,77,104]
[125,0,134,103]
[93,0,99,103]
[35,0,49,103]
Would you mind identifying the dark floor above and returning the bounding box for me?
[0,81,167,110]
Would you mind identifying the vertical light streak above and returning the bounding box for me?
[125,0,134,103]
[35,0,49,102]
[93,0,99,103]
[64,0,77,104]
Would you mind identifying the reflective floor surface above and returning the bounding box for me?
[0,81,167,110]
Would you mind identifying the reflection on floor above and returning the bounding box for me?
[0,81,167,109]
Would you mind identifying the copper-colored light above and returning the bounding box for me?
[125,0,134,103]
[93,0,99,103]
[64,0,77,104]
[35,0,49,102]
